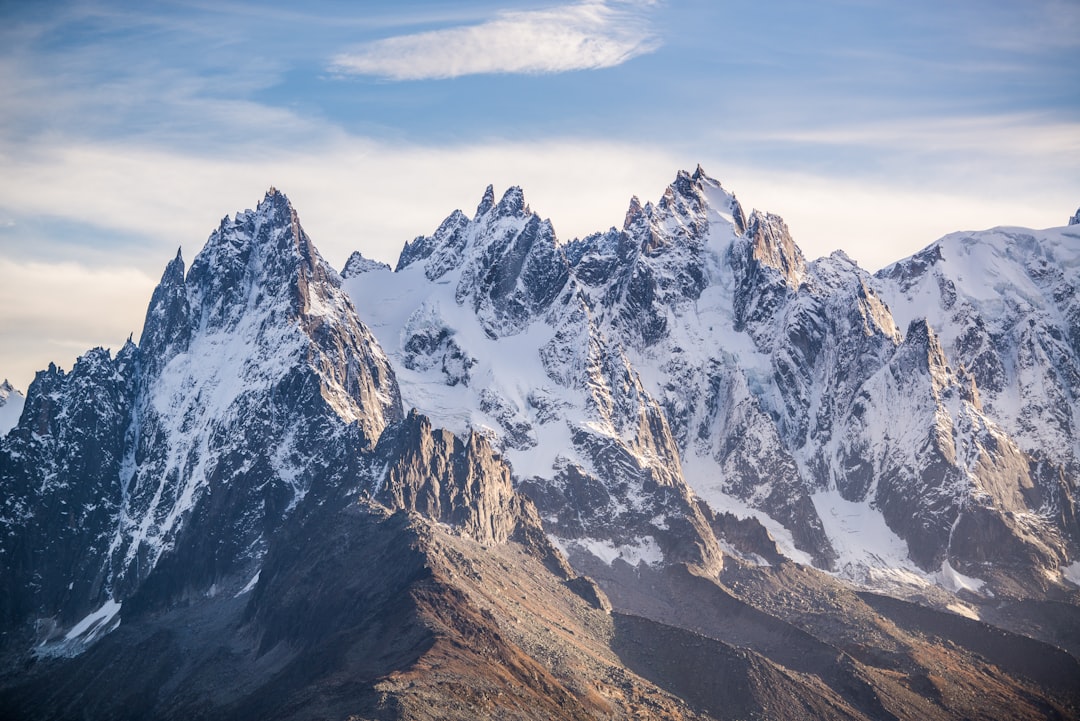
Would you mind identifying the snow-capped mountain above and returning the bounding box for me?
[347,177,724,578]
[2,174,1079,720]
[347,166,1078,594]
[0,189,403,649]
[0,379,24,436]
[877,227,1080,481]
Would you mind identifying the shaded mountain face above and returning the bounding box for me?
[1,176,1080,720]
[0,189,403,645]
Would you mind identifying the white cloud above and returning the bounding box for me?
[2,124,1076,275]
[330,1,659,80]
[751,114,1080,162]
[717,167,1075,273]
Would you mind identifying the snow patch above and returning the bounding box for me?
[934,560,986,595]
[563,536,664,568]
[37,600,122,658]
[236,570,262,597]
[1061,561,1080,587]
[812,489,919,583]
[0,381,24,436]
[64,599,122,641]
[682,452,814,566]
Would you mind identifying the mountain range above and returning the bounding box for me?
[1,169,1078,720]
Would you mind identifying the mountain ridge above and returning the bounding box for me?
[1,172,1079,719]
[345,167,1079,596]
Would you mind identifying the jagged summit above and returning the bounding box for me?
[493,185,529,218]
[353,167,1080,593]
[622,195,645,230]
[1071,206,1080,225]
[0,188,404,643]
[341,250,391,278]
[743,210,806,289]
[0,378,23,437]
[474,184,496,218]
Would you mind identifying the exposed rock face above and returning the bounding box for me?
[0,346,137,629]
[875,227,1080,577]
[397,186,571,338]
[7,485,1078,721]
[374,410,520,545]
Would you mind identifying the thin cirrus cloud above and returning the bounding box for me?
[329,1,660,80]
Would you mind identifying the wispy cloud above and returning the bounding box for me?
[967,0,1080,52]
[330,1,660,80]
[752,114,1080,160]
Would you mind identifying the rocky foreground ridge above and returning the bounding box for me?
[1,172,1078,719]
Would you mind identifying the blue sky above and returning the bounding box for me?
[1,0,1078,389]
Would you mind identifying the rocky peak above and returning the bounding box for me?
[667,168,698,202]
[134,190,402,434]
[898,317,950,388]
[0,344,137,626]
[475,184,496,219]
[453,194,570,336]
[396,210,471,276]
[657,169,708,229]
[184,187,315,332]
[341,251,391,278]
[0,379,16,404]
[745,210,806,289]
[623,195,645,231]
[655,166,747,238]
[11,345,133,446]
[1070,207,1080,226]
[730,212,807,335]
[493,186,529,219]
[876,243,945,292]
[74,190,402,609]
[139,248,190,377]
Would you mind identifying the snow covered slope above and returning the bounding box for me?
[877,226,1080,483]
[346,181,725,576]
[346,167,1080,595]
